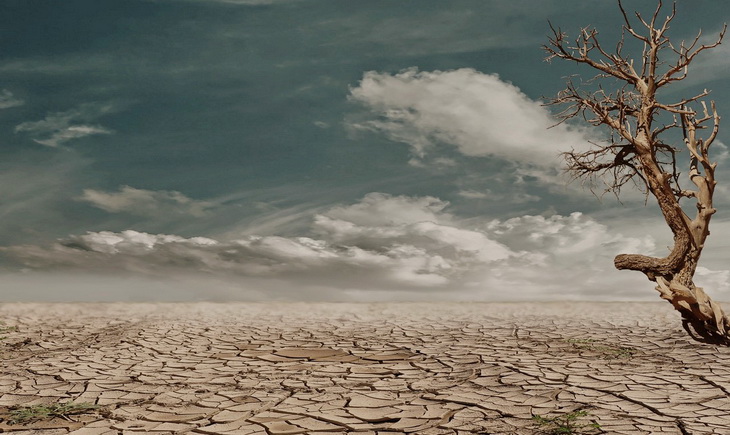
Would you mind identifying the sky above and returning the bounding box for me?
[1,0,730,302]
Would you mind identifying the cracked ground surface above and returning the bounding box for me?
[1,302,729,434]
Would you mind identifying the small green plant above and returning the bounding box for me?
[565,338,636,359]
[6,402,101,425]
[532,409,601,435]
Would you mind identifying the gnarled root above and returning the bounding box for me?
[655,276,730,345]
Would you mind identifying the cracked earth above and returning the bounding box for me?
[1,302,729,434]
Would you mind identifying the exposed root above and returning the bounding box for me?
[655,276,730,345]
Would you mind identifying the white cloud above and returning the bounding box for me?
[15,102,115,147]
[311,193,512,266]
[80,186,213,218]
[713,141,729,163]
[695,266,730,295]
[6,192,507,290]
[32,126,112,147]
[321,192,453,227]
[7,192,718,302]
[486,212,655,257]
[0,89,23,109]
[348,68,591,169]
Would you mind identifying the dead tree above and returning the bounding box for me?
[545,1,730,344]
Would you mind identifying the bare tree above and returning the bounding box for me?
[544,1,730,344]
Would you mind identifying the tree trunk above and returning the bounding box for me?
[614,152,730,344]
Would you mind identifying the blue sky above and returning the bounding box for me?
[2,0,730,301]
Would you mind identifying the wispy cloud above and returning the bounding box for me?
[308,3,584,58]
[80,186,214,218]
[15,102,116,147]
[0,89,24,109]
[5,192,702,301]
[348,68,592,171]
[668,25,730,88]
[458,189,540,204]
[0,152,92,246]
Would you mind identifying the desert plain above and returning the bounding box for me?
[0,302,729,434]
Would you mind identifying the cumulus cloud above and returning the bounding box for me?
[695,266,730,295]
[80,186,213,218]
[6,192,715,301]
[486,213,655,258]
[0,89,23,109]
[348,68,591,169]
[321,192,454,227]
[15,102,115,147]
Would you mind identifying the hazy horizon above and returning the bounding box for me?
[2,0,730,302]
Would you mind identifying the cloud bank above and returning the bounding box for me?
[5,192,706,301]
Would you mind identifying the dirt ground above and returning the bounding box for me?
[1,302,729,434]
